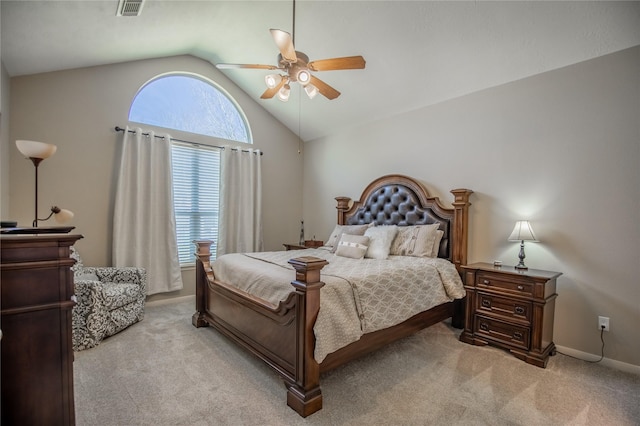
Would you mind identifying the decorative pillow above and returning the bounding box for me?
[335,234,370,259]
[364,225,398,259]
[325,224,372,251]
[430,230,444,258]
[389,224,441,257]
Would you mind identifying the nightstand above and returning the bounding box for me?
[283,241,323,251]
[283,243,307,250]
[459,262,562,368]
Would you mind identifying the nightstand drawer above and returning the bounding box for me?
[476,292,532,324]
[476,272,533,296]
[474,315,530,350]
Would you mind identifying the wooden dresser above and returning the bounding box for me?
[1,233,82,425]
[459,262,561,368]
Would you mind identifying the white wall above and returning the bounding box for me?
[7,55,304,302]
[303,46,640,367]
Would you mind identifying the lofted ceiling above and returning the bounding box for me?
[2,1,639,142]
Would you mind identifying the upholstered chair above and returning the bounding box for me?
[71,247,147,351]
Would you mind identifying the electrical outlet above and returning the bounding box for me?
[598,316,610,332]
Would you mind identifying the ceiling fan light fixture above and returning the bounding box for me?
[296,69,311,86]
[265,74,282,89]
[304,84,319,99]
[277,83,291,102]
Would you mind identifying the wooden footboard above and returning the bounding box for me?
[192,240,328,417]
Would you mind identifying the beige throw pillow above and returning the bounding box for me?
[364,225,398,259]
[389,224,441,257]
[325,224,372,252]
[430,230,444,258]
[335,234,370,259]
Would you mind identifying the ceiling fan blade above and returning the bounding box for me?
[260,78,286,99]
[308,56,366,72]
[216,63,279,70]
[270,29,297,63]
[310,75,341,100]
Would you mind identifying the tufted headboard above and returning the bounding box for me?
[335,175,472,270]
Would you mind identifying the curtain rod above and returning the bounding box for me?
[114,126,263,155]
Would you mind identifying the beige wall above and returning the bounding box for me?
[7,55,303,302]
[303,46,640,368]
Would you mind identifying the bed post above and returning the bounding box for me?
[335,196,351,225]
[192,240,214,328]
[450,189,473,272]
[450,189,472,329]
[286,256,328,417]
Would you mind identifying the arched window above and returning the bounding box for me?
[128,73,250,264]
[129,74,251,143]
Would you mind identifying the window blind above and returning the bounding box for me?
[171,143,220,264]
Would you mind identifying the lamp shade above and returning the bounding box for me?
[16,140,57,159]
[277,83,291,102]
[508,221,538,242]
[304,84,319,99]
[53,208,74,224]
[264,74,282,89]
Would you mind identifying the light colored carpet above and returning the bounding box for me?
[74,298,639,426]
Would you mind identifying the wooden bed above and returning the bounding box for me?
[192,174,472,417]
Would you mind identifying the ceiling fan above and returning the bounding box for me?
[215,1,365,101]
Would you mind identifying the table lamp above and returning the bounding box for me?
[508,220,538,270]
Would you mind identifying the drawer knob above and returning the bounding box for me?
[483,279,490,285]
[480,322,489,331]
[514,306,525,315]
[513,331,523,341]
[517,285,524,291]
[481,299,491,308]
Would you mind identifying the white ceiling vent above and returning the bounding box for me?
[116,0,145,17]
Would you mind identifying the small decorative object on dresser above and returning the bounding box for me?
[459,262,562,368]
[299,220,305,245]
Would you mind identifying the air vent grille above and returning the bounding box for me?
[116,0,145,16]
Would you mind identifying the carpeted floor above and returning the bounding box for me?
[74,298,639,425]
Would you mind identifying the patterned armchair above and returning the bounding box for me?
[71,247,146,351]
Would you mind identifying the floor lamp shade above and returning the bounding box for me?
[16,140,57,161]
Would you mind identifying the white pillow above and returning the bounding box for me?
[364,225,398,259]
[389,224,441,257]
[325,224,372,251]
[430,230,444,258]
[335,234,370,259]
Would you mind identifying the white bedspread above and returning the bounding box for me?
[211,248,465,362]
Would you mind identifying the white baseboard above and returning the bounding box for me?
[555,344,640,375]
[145,294,195,307]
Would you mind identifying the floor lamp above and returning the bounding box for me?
[16,140,74,228]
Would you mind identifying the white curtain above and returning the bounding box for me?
[218,147,263,256]
[113,126,183,295]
